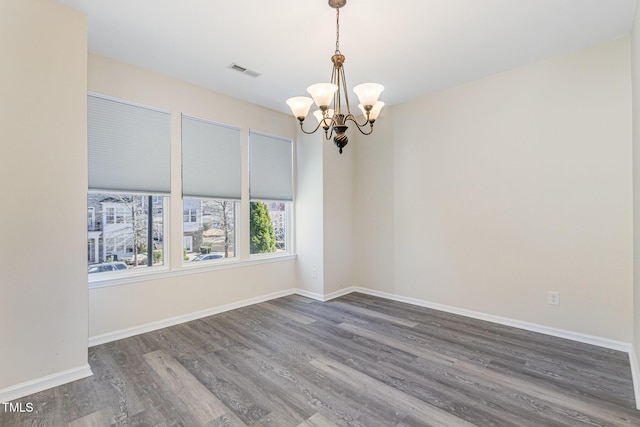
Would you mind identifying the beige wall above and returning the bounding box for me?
[632,3,640,388]
[295,128,358,298]
[0,0,88,390]
[322,131,356,295]
[87,54,297,338]
[295,131,325,295]
[353,110,395,292]
[367,38,633,341]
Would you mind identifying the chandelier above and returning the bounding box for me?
[286,0,384,154]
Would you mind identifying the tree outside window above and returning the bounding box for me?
[250,201,277,254]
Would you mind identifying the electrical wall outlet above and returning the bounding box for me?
[548,291,560,306]
[311,268,318,279]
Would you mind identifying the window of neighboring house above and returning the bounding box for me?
[249,132,293,255]
[88,207,96,231]
[88,94,170,277]
[183,208,197,223]
[105,206,127,224]
[181,115,241,264]
[115,206,127,223]
[105,207,115,224]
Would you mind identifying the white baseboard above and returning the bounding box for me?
[322,286,357,301]
[88,288,297,347]
[351,287,633,353]
[0,364,93,403]
[629,347,640,410]
[293,288,325,301]
[295,286,356,302]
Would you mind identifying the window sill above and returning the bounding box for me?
[88,253,297,290]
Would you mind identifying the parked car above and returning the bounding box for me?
[88,262,128,274]
[121,253,148,266]
[191,253,224,261]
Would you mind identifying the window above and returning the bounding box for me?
[105,206,128,224]
[105,207,115,224]
[181,115,241,263]
[183,208,197,223]
[183,198,237,262]
[249,201,290,254]
[87,93,295,282]
[88,94,170,276]
[88,207,96,231]
[88,193,165,270]
[249,132,293,255]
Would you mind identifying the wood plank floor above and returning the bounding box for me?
[2,293,639,426]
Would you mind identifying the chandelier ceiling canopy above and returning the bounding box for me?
[286,0,385,154]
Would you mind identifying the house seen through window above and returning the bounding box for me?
[183,198,236,263]
[88,193,165,273]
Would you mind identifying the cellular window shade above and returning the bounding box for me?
[88,95,171,193]
[181,116,241,200]
[249,132,293,201]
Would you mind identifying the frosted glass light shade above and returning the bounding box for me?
[307,83,338,108]
[313,108,334,127]
[358,101,385,121]
[286,96,313,119]
[353,83,384,107]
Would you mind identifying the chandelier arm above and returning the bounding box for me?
[345,115,374,135]
[298,119,328,135]
[354,123,374,135]
[345,113,370,128]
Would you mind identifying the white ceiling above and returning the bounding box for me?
[55,0,637,114]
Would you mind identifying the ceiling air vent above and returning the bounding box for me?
[228,63,261,78]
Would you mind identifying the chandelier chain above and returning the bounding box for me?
[335,7,340,53]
